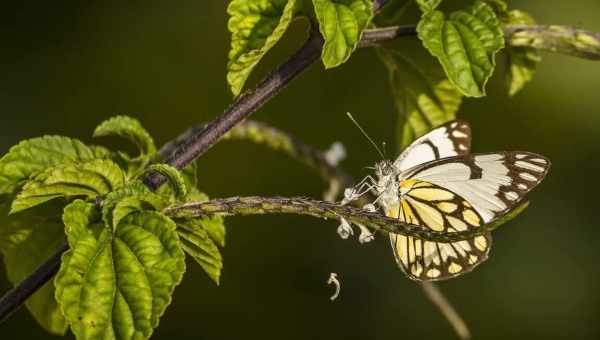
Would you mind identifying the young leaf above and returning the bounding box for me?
[55,200,185,340]
[93,115,156,157]
[0,136,103,194]
[177,218,224,284]
[138,164,187,200]
[417,1,504,97]
[0,201,67,334]
[10,159,125,214]
[312,0,374,68]
[416,0,441,14]
[227,0,298,96]
[504,10,541,96]
[378,45,463,149]
[101,181,167,228]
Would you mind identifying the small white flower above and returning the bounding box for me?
[362,203,377,212]
[327,272,341,301]
[357,223,375,244]
[323,142,346,166]
[337,217,353,239]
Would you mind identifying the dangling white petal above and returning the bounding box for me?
[337,217,353,239]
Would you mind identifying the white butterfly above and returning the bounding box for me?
[349,120,550,281]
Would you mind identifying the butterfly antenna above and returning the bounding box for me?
[346,112,385,160]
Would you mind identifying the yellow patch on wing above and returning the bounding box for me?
[409,188,454,201]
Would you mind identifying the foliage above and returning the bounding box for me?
[2,0,593,338]
[0,116,225,339]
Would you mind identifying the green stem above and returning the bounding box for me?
[361,24,600,60]
[506,24,600,60]
[166,196,528,243]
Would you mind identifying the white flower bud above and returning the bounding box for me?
[337,217,353,239]
[323,142,346,166]
[357,223,375,244]
[362,203,376,212]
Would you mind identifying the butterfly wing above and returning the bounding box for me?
[402,152,551,222]
[390,120,481,280]
[387,179,491,281]
[394,120,471,171]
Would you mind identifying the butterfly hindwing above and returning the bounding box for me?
[388,179,491,281]
[394,120,471,172]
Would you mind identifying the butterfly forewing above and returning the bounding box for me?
[394,120,472,171]
[403,151,550,222]
[388,179,492,281]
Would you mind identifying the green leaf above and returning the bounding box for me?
[312,0,374,68]
[177,218,224,284]
[0,136,102,194]
[138,164,187,200]
[416,0,441,14]
[417,1,504,97]
[227,0,298,96]
[93,115,156,157]
[0,201,68,334]
[378,45,463,149]
[101,181,167,229]
[504,10,541,96]
[55,200,185,340]
[10,159,125,214]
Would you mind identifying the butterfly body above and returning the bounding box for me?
[362,120,550,281]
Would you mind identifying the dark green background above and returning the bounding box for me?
[1,1,600,339]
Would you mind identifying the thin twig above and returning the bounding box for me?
[360,24,600,60]
[506,24,600,60]
[421,282,471,340]
[158,120,355,202]
[166,196,521,242]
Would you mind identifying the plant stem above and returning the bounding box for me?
[360,24,600,60]
[421,282,471,340]
[159,120,356,202]
[0,243,68,323]
[166,196,520,242]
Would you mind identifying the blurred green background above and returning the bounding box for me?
[1,1,600,339]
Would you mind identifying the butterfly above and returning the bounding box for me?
[351,120,550,281]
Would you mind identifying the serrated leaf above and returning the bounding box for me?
[504,10,540,96]
[227,0,298,96]
[416,0,441,14]
[55,200,185,340]
[177,218,224,284]
[379,45,463,149]
[312,0,373,68]
[417,1,504,97]
[93,115,156,157]
[139,164,187,200]
[10,159,125,214]
[0,136,102,194]
[0,201,68,334]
